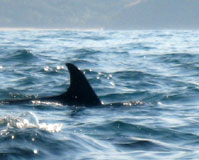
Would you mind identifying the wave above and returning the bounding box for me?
[0,112,63,159]
[0,49,38,64]
[13,50,38,60]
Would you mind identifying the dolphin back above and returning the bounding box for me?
[0,63,102,106]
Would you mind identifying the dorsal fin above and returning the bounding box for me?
[64,63,101,106]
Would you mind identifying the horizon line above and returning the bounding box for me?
[0,27,199,31]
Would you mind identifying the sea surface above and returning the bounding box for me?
[0,29,199,160]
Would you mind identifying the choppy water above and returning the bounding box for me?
[0,30,199,159]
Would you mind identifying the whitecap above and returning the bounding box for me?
[0,112,63,133]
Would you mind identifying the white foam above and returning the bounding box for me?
[1,112,63,133]
[31,100,62,106]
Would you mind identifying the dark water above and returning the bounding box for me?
[0,30,199,159]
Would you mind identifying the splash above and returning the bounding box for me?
[32,100,63,106]
[0,112,63,133]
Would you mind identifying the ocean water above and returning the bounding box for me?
[0,30,199,159]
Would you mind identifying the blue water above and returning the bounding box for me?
[0,30,199,159]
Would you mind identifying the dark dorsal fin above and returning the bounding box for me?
[64,63,101,106]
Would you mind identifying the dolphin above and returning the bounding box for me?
[0,63,142,106]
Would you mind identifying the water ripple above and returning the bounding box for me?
[0,30,199,159]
